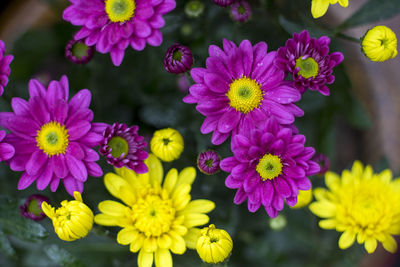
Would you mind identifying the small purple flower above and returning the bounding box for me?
[183,39,303,145]
[275,30,344,96]
[19,194,49,221]
[197,150,221,175]
[0,75,107,196]
[220,118,320,217]
[164,43,194,74]
[0,40,13,96]
[99,123,148,173]
[312,153,330,175]
[0,130,14,162]
[65,39,94,64]
[63,0,176,66]
[213,0,234,7]
[230,1,251,23]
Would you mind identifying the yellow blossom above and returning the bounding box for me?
[309,161,400,253]
[311,0,349,19]
[196,224,233,264]
[94,154,215,267]
[362,25,398,62]
[150,128,184,162]
[41,191,94,241]
[291,188,313,209]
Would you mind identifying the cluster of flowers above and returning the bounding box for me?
[1,1,399,266]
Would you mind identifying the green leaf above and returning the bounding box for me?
[0,229,16,259]
[0,197,48,242]
[278,16,330,37]
[44,244,86,267]
[339,0,400,30]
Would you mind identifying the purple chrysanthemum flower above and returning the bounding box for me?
[220,118,320,217]
[19,194,49,221]
[0,75,107,196]
[65,39,95,64]
[99,122,148,172]
[0,40,13,96]
[197,150,221,175]
[230,1,251,23]
[213,0,234,7]
[275,30,344,96]
[312,152,330,175]
[63,0,176,66]
[164,43,194,74]
[0,130,14,162]
[183,39,304,145]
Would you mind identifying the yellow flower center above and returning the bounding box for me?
[295,57,319,79]
[132,191,175,237]
[226,77,263,114]
[105,0,136,23]
[36,121,69,156]
[256,154,283,180]
[108,136,129,158]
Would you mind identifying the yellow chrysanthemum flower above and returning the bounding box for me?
[309,161,400,254]
[362,25,398,62]
[94,154,215,267]
[41,191,94,241]
[291,188,313,209]
[150,128,184,162]
[196,224,233,264]
[311,0,349,19]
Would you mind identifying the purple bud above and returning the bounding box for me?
[19,194,50,221]
[230,1,252,23]
[65,39,94,64]
[213,0,234,7]
[197,150,221,175]
[164,43,194,74]
[312,153,330,175]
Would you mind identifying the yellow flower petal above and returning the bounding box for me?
[130,234,145,253]
[138,249,153,267]
[311,0,330,18]
[178,200,215,215]
[325,172,340,191]
[104,173,130,198]
[183,228,200,249]
[175,167,196,188]
[73,191,83,202]
[155,248,172,267]
[338,231,356,249]
[382,235,397,253]
[337,0,348,7]
[41,202,55,219]
[319,219,336,229]
[117,227,138,245]
[169,232,187,254]
[365,238,377,253]
[146,154,164,187]
[163,168,178,194]
[94,214,119,226]
[309,201,336,218]
[172,184,191,203]
[157,234,172,249]
[184,213,210,228]
[143,237,158,253]
[98,200,129,216]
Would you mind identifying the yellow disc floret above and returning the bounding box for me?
[309,161,400,254]
[36,121,69,156]
[295,57,319,79]
[256,154,283,181]
[227,77,263,114]
[105,0,136,23]
[196,224,233,264]
[362,25,398,62]
[94,154,215,267]
[150,128,184,162]
[41,191,94,242]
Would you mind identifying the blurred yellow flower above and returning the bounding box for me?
[291,188,313,209]
[196,224,233,264]
[150,128,184,162]
[311,0,349,19]
[309,161,400,253]
[362,25,398,62]
[94,154,215,267]
[41,191,93,241]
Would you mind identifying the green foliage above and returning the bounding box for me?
[44,245,86,267]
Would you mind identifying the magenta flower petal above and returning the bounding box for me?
[0,76,103,195]
[0,142,14,161]
[0,40,13,96]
